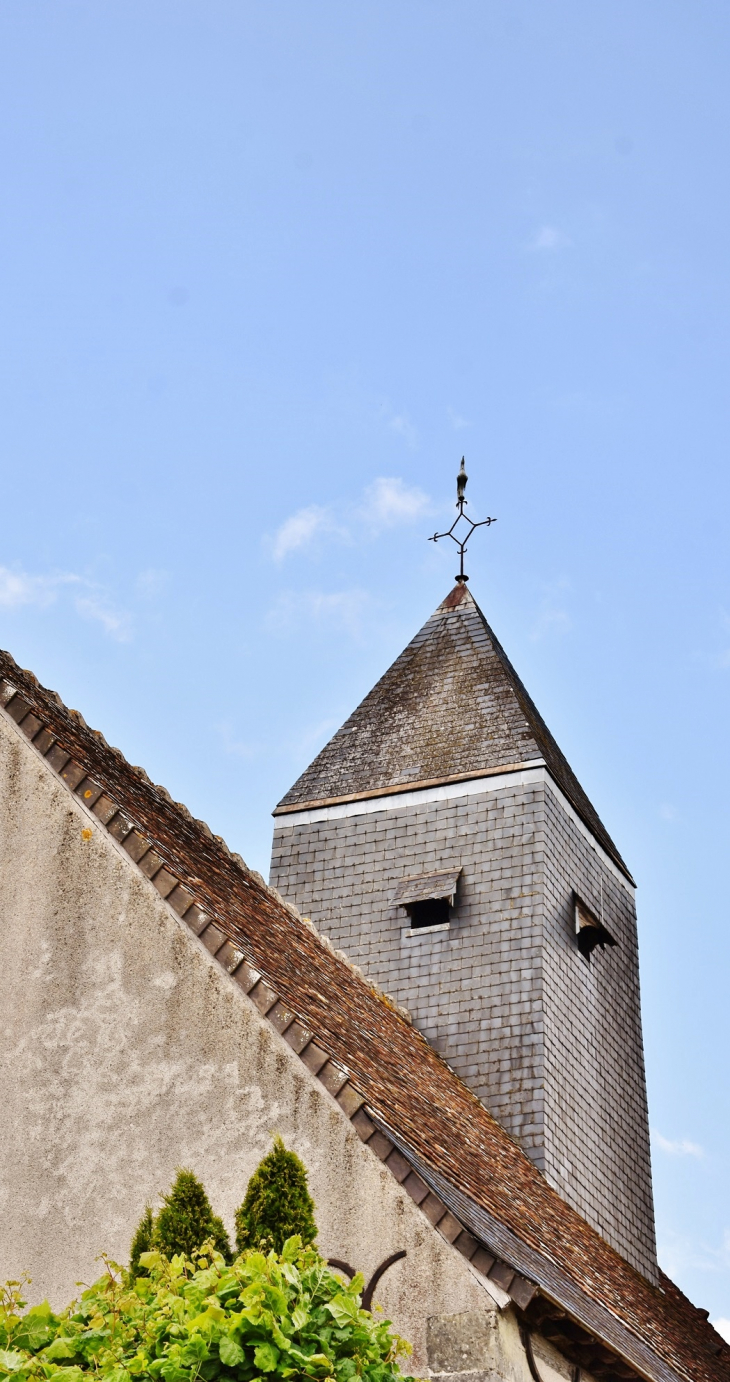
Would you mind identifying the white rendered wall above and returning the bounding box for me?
[0,710,518,1379]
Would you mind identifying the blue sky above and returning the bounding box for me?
[1,0,729,1327]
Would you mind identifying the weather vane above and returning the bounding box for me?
[429,458,496,583]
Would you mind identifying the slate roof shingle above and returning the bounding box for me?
[276,584,633,882]
[0,647,725,1382]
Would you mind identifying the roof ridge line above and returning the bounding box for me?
[464,590,633,879]
[275,586,632,883]
[374,1120,683,1382]
[273,758,546,814]
[0,659,414,1029]
[0,672,542,1303]
[0,651,725,1382]
[1,682,680,1380]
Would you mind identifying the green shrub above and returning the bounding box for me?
[235,1137,317,1254]
[153,1169,231,1263]
[128,1206,155,1282]
[0,1239,415,1382]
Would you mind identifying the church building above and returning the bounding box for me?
[0,491,726,1381]
[270,579,653,1283]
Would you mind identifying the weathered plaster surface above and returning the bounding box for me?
[0,711,567,1382]
[427,1311,590,1382]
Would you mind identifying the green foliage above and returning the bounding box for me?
[129,1208,155,1283]
[0,1239,415,1382]
[235,1139,317,1255]
[153,1171,231,1265]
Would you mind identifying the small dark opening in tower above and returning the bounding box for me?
[407,897,451,929]
[574,893,617,962]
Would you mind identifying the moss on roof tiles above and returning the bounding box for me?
[3,649,722,1380]
[277,585,632,881]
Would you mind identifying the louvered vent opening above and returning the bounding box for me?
[392,868,461,931]
[574,892,618,961]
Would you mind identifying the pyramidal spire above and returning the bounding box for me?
[272,513,650,1277]
[275,582,631,882]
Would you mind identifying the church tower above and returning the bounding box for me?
[269,501,657,1285]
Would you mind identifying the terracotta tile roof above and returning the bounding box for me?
[274,584,633,882]
[0,649,725,1382]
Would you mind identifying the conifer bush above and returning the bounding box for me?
[128,1206,154,1282]
[146,1170,231,1265]
[0,1239,415,1382]
[235,1137,317,1254]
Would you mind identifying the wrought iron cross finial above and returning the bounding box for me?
[429,457,496,583]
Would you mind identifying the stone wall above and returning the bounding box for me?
[270,770,657,1281]
[0,710,501,1376]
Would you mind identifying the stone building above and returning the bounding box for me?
[269,583,654,1282]
[0,593,727,1382]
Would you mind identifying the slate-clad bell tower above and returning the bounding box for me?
[269,581,658,1283]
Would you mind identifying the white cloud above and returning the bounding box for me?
[377,399,418,449]
[388,412,417,448]
[0,561,131,641]
[360,477,432,531]
[268,589,370,636]
[658,1227,730,1281]
[136,568,168,598]
[531,607,571,639]
[216,721,260,759]
[652,1130,704,1158]
[529,224,572,251]
[271,478,433,562]
[74,595,132,642]
[0,565,79,609]
[297,715,341,753]
[530,579,572,641]
[712,1319,730,1344]
[273,505,334,562]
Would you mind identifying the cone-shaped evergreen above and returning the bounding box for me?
[235,1137,317,1254]
[153,1169,231,1262]
[129,1205,155,1280]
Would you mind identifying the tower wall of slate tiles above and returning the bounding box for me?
[270,774,658,1283]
